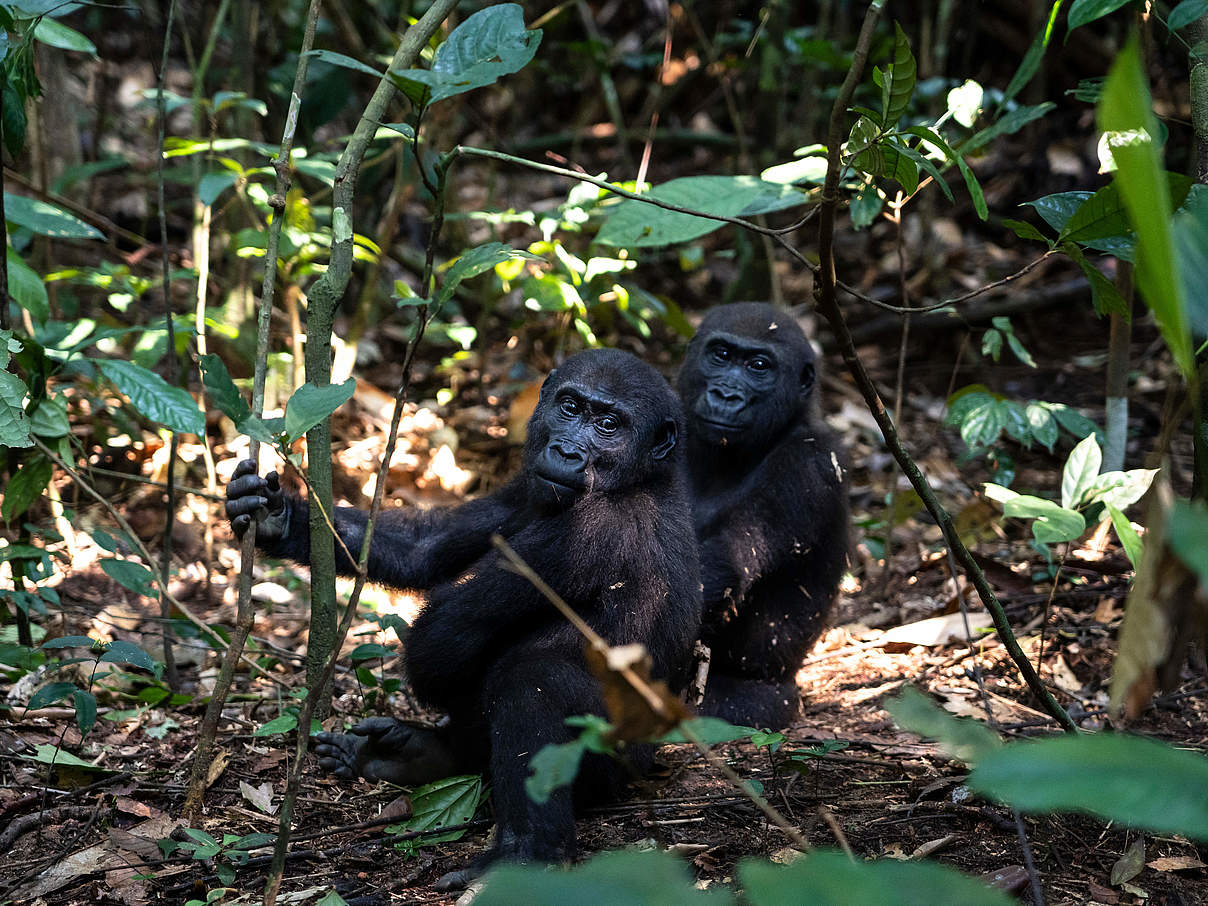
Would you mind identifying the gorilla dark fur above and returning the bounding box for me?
[678,302,849,730]
[225,349,700,889]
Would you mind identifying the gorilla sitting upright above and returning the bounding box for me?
[678,302,849,729]
[225,349,700,889]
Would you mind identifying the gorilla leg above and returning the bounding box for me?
[434,654,621,890]
[700,675,801,729]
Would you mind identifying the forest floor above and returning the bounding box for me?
[2,308,1207,906]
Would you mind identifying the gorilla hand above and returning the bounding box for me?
[225,459,288,543]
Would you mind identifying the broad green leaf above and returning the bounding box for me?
[390,4,541,107]
[1045,403,1103,442]
[1026,191,1091,234]
[21,743,104,769]
[960,398,1004,448]
[42,635,96,649]
[255,714,298,736]
[306,49,383,78]
[525,738,587,805]
[1082,468,1157,510]
[596,176,804,248]
[1002,218,1048,242]
[1004,495,1087,543]
[30,393,69,437]
[437,242,538,307]
[389,774,483,845]
[1099,39,1192,378]
[73,689,97,734]
[283,379,355,442]
[1061,434,1102,509]
[1,453,51,521]
[5,193,103,239]
[659,716,758,745]
[33,17,96,55]
[894,143,951,201]
[970,733,1208,840]
[229,832,277,851]
[1069,0,1134,29]
[981,328,1003,361]
[849,184,883,229]
[1173,184,1208,337]
[1,79,26,158]
[478,849,731,906]
[1168,500,1208,591]
[100,558,157,597]
[881,23,917,128]
[198,172,237,206]
[27,681,77,710]
[95,359,205,435]
[1025,403,1059,450]
[740,849,1015,906]
[100,639,157,672]
[1071,253,1130,318]
[8,248,49,322]
[237,414,282,444]
[955,156,988,220]
[1061,183,1131,243]
[1169,0,1208,29]
[760,155,828,185]
[1106,503,1143,568]
[349,643,394,661]
[199,353,252,424]
[886,686,1001,764]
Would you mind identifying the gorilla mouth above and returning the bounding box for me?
[534,472,586,497]
[699,416,745,432]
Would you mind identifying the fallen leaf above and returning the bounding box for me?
[239,779,277,815]
[1146,856,1206,872]
[1110,837,1145,886]
[880,611,994,650]
[982,864,1028,893]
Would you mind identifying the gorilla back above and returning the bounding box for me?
[678,302,849,729]
[225,348,700,888]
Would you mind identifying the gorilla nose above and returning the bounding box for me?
[708,386,743,405]
[549,442,586,465]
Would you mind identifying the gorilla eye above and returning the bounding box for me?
[748,355,772,373]
[559,397,582,416]
[596,414,620,435]
[711,345,732,363]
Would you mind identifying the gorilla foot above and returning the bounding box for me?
[314,716,458,787]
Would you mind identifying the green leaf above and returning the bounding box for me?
[30,393,69,438]
[229,832,276,851]
[43,635,96,649]
[1168,500,1208,591]
[886,686,1001,764]
[960,398,1004,449]
[100,558,157,597]
[1082,468,1157,510]
[349,643,394,661]
[283,379,355,442]
[317,892,349,906]
[659,716,758,745]
[306,49,383,78]
[881,23,917,128]
[981,328,1003,361]
[0,370,30,448]
[740,849,1015,906]
[1026,191,1091,234]
[964,103,1055,154]
[27,681,77,710]
[1061,182,1131,243]
[478,849,732,906]
[525,738,588,805]
[21,743,104,770]
[1072,253,1130,318]
[33,17,97,55]
[390,774,483,845]
[1004,495,1086,544]
[1099,39,1192,378]
[1068,0,1134,30]
[198,171,238,206]
[5,193,103,239]
[1106,503,1143,569]
[255,714,298,736]
[73,689,98,734]
[596,176,804,248]
[1174,184,1208,338]
[970,733,1208,840]
[437,242,538,307]
[8,248,49,323]
[1169,0,1208,29]
[955,156,987,220]
[1,453,51,521]
[100,639,157,673]
[1002,218,1047,242]
[390,4,541,107]
[1003,2,1063,104]
[199,353,252,424]
[95,359,205,435]
[1061,434,1102,509]
[1025,403,1059,451]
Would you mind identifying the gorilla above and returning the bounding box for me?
[678,302,849,729]
[225,349,700,888]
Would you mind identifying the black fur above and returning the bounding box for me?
[678,302,849,729]
[225,349,700,886]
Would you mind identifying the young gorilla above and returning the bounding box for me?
[678,302,849,730]
[225,349,700,888]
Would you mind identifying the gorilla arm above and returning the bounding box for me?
[224,460,528,591]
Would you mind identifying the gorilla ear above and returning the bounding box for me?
[800,362,816,395]
[651,417,678,461]
[538,368,560,398]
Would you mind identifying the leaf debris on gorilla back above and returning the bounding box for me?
[584,642,690,742]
